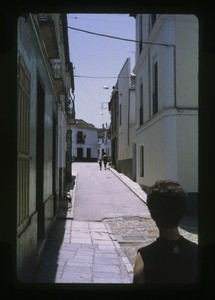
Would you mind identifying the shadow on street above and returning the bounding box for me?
[34,177,76,283]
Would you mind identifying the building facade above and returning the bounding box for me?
[97,127,111,160]
[109,85,119,169]
[16,13,75,281]
[133,14,198,213]
[71,119,98,162]
[113,58,136,179]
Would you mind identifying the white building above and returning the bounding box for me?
[109,58,136,178]
[133,14,198,213]
[116,58,136,179]
[71,119,98,161]
[97,127,111,160]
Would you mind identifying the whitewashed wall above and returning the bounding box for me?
[134,14,198,193]
[72,127,98,159]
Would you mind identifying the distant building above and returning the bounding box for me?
[109,14,198,214]
[97,127,111,160]
[71,119,98,161]
[109,58,136,179]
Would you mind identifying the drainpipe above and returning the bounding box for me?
[173,44,177,109]
[127,89,130,145]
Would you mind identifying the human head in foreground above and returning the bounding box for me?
[147,180,187,230]
[133,180,198,284]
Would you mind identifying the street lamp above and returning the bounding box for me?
[103,86,118,92]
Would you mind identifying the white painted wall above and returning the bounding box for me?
[117,58,135,162]
[72,127,98,159]
[97,131,111,159]
[118,58,130,161]
[176,112,198,192]
[175,15,198,108]
[134,14,198,193]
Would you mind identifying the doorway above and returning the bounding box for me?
[87,148,91,159]
[77,147,83,160]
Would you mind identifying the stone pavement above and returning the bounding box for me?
[33,166,148,284]
[34,217,133,284]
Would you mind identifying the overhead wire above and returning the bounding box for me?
[68,24,171,79]
[74,75,133,79]
[68,14,197,27]
[67,26,174,47]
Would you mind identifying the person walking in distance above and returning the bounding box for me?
[103,153,108,170]
[98,159,102,171]
[133,180,198,284]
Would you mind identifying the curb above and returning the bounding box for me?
[104,222,134,279]
[69,170,78,219]
[108,167,147,205]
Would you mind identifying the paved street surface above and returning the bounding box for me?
[72,162,149,221]
[34,163,149,284]
[34,219,132,283]
[34,162,198,285]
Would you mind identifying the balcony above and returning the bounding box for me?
[38,16,59,59]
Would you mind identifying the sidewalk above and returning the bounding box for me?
[34,165,197,284]
[34,169,134,284]
[34,218,133,284]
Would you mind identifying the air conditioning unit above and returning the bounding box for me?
[38,14,52,22]
[50,59,61,78]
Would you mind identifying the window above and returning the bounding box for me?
[77,131,85,144]
[17,54,30,229]
[139,83,143,125]
[152,60,158,115]
[119,104,122,126]
[140,146,144,177]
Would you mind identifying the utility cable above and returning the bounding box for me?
[67,26,174,47]
[74,75,133,79]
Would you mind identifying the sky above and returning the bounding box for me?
[67,14,135,129]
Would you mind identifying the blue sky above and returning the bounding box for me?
[67,14,135,128]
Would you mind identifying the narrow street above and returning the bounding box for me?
[34,162,198,284]
[72,162,198,267]
[72,162,149,221]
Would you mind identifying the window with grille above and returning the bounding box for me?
[119,104,122,126]
[17,54,30,230]
[140,145,144,177]
[152,60,158,115]
[76,131,85,144]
